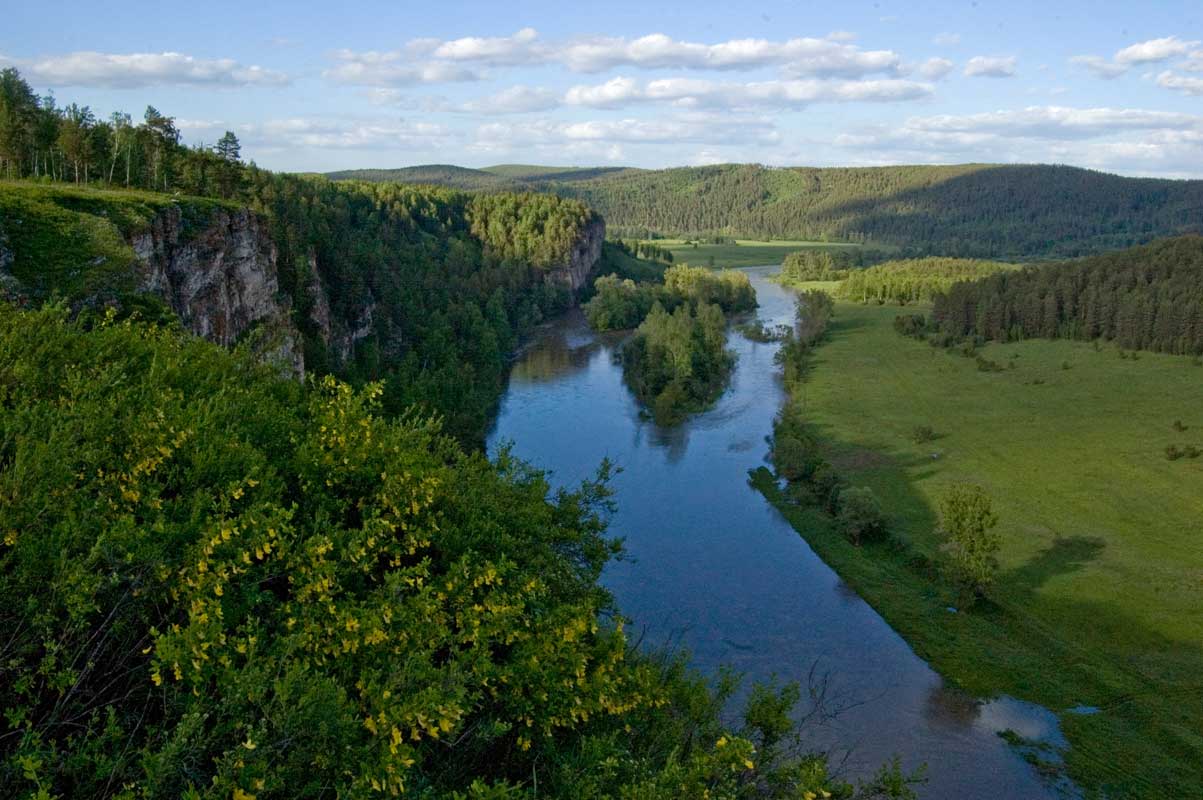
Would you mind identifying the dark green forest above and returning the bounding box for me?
[931,236,1203,355]
[327,161,1203,259]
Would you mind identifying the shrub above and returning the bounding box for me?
[937,483,1001,602]
[838,486,889,545]
[1166,444,1184,460]
[911,425,937,444]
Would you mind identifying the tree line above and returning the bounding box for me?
[0,68,245,197]
[931,235,1203,355]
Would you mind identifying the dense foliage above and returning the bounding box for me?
[932,235,1203,355]
[0,304,921,800]
[621,302,735,423]
[583,264,756,332]
[777,251,851,284]
[248,173,601,443]
[837,258,1015,305]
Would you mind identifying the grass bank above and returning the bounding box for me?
[757,293,1203,799]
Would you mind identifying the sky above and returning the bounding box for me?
[5,0,1203,177]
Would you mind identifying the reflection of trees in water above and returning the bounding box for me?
[638,417,691,464]
[508,313,615,384]
[924,683,984,729]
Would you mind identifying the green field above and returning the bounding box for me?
[660,239,864,269]
[758,292,1203,798]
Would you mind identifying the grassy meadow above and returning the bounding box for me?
[757,291,1203,798]
[660,239,865,269]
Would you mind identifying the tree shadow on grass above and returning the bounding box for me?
[1004,535,1107,596]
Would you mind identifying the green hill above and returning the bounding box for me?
[332,162,1203,259]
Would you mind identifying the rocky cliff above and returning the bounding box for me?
[542,215,605,298]
[131,206,303,375]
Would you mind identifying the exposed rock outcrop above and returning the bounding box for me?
[132,206,303,375]
[542,215,605,298]
[304,253,377,367]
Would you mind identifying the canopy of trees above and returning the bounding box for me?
[837,258,1016,305]
[932,235,1203,355]
[584,264,756,332]
[621,301,735,423]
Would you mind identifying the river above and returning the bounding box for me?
[486,266,1068,799]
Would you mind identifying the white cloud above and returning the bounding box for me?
[1072,36,1203,80]
[964,56,1017,78]
[461,85,559,114]
[1071,55,1129,79]
[834,105,1203,176]
[329,29,908,83]
[427,27,547,66]
[933,32,961,46]
[242,117,449,150]
[324,50,481,86]
[1156,70,1203,96]
[916,57,954,80]
[0,51,289,88]
[1114,35,1200,65]
[563,75,932,110]
[471,116,781,156]
[1180,50,1203,72]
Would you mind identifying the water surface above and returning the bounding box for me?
[487,266,1065,799]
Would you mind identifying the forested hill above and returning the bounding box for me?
[932,235,1203,355]
[330,162,1203,259]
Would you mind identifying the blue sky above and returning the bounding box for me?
[5,0,1203,176]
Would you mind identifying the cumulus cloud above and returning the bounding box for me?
[324,50,482,86]
[1072,35,1202,80]
[964,56,1017,78]
[471,115,781,156]
[327,29,909,83]
[1071,55,1129,79]
[461,85,559,114]
[562,75,932,110]
[242,117,449,150]
[1114,35,1200,65]
[834,105,1203,176]
[1156,70,1203,96]
[916,57,954,80]
[0,51,289,88]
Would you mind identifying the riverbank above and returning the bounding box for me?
[757,291,1203,798]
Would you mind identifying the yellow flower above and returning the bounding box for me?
[232,790,256,800]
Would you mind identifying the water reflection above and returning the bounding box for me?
[488,266,1069,800]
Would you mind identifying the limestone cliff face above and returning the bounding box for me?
[542,215,605,298]
[304,251,377,367]
[131,206,303,375]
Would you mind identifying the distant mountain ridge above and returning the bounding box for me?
[325,162,1203,258]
